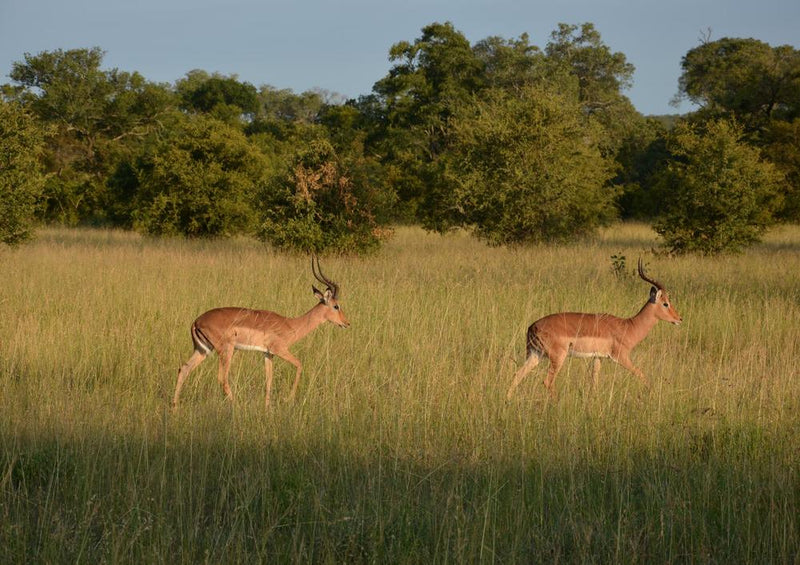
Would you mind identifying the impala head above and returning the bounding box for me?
[312,254,350,328]
[638,258,682,325]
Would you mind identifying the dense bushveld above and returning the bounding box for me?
[1,224,799,563]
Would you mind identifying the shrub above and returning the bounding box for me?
[0,100,46,245]
[256,135,394,254]
[653,120,784,254]
[129,113,267,237]
[437,84,617,245]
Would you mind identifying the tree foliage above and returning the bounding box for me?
[763,118,800,221]
[0,100,47,245]
[177,70,259,123]
[370,22,487,220]
[127,113,268,237]
[675,37,800,130]
[545,23,635,114]
[6,47,173,224]
[440,85,616,245]
[3,24,798,253]
[653,120,784,254]
[256,131,395,253]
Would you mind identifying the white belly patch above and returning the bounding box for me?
[234,344,270,353]
[568,350,611,359]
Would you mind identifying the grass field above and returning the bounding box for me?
[1,224,799,563]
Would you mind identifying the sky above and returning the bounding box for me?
[1,0,798,116]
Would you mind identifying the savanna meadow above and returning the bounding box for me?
[2,223,800,563]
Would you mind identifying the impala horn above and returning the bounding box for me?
[637,258,665,291]
[311,254,339,299]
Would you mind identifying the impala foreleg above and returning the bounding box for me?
[279,350,303,401]
[289,363,303,401]
[173,349,208,409]
[591,358,602,388]
[614,352,650,389]
[264,352,274,408]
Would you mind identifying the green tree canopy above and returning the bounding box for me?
[0,100,47,245]
[177,70,259,123]
[472,34,544,89]
[653,120,785,254]
[5,47,174,224]
[127,112,268,237]
[545,23,635,115]
[763,118,800,221]
[256,128,395,254]
[370,22,486,219]
[368,21,643,227]
[438,84,617,245]
[675,37,800,130]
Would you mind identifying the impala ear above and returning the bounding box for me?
[313,285,325,302]
[649,286,660,303]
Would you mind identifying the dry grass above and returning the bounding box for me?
[1,224,799,563]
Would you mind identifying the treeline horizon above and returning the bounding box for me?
[2,21,799,254]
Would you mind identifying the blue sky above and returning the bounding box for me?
[1,0,798,116]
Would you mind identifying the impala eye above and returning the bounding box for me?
[663,303,669,308]
[334,305,340,310]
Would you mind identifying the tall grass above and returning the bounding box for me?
[1,224,799,563]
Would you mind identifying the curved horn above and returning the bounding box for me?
[311,254,339,299]
[638,258,664,290]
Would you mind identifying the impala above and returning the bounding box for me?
[506,259,682,399]
[172,256,349,409]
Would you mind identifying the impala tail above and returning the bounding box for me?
[191,322,215,354]
[525,324,544,360]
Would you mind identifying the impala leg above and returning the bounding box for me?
[217,344,235,400]
[264,352,274,408]
[275,349,303,402]
[544,351,567,399]
[591,358,602,388]
[615,353,650,389]
[507,353,540,400]
[173,349,208,409]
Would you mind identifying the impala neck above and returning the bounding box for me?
[626,302,661,347]
[287,303,329,344]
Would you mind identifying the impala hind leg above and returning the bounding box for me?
[216,344,235,400]
[173,349,208,409]
[543,350,568,399]
[507,353,541,400]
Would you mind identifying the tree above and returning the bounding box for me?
[763,118,800,221]
[126,113,268,237]
[675,37,800,131]
[176,71,259,124]
[545,23,635,115]
[439,84,617,245]
[472,33,544,90]
[653,120,785,254]
[5,47,173,224]
[0,100,47,245]
[256,131,395,253]
[371,22,486,220]
[245,86,328,141]
[615,118,670,219]
[256,86,326,123]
